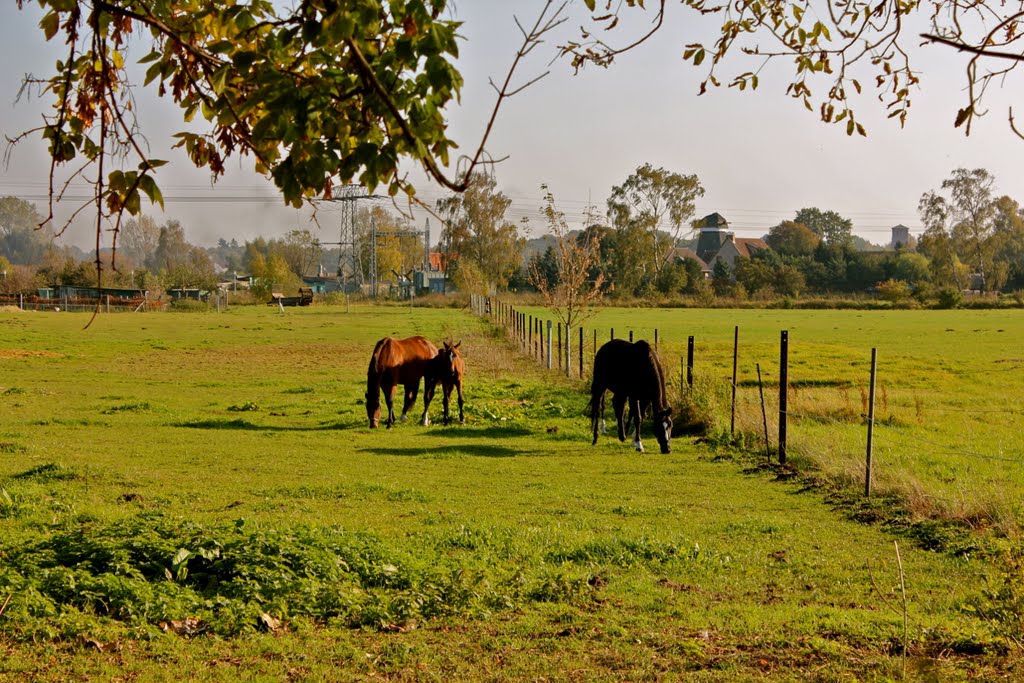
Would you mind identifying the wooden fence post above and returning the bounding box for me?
[757,363,770,460]
[546,320,553,370]
[565,325,571,377]
[779,330,789,465]
[557,323,563,371]
[865,348,878,496]
[687,336,694,390]
[629,330,633,343]
[578,326,584,378]
[654,328,659,349]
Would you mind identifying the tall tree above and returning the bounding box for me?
[437,173,523,290]
[919,168,998,291]
[992,196,1024,290]
[794,208,854,247]
[356,207,426,282]
[0,197,51,265]
[607,164,704,281]
[765,221,820,257]
[149,221,192,274]
[280,230,324,279]
[119,215,161,267]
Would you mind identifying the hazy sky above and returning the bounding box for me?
[1,2,1022,251]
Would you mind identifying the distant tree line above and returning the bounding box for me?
[3,166,1022,305]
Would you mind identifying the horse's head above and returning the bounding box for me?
[654,407,673,454]
[365,390,380,428]
[438,340,462,375]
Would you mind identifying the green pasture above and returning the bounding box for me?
[508,305,1024,537]
[0,304,1019,681]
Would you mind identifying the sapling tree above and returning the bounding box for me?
[529,186,605,335]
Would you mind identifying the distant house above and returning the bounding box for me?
[670,247,710,278]
[51,285,148,300]
[301,275,344,294]
[167,288,205,301]
[694,213,768,272]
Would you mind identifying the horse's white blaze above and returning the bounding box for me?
[633,439,644,452]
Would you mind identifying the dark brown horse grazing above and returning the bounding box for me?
[420,340,465,426]
[589,339,673,453]
[365,336,438,428]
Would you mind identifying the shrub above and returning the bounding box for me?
[936,287,963,309]
[168,298,209,312]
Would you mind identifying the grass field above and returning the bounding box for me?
[0,303,1020,681]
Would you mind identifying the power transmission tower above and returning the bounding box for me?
[327,184,381,291]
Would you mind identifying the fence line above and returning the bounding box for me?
[470,296,1024,489]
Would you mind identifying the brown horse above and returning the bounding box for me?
[588,339,673,453]
[365,336,438,428]
[420,340,465,426]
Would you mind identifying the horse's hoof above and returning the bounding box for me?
[399,415,408,423]
[420,417,429,427]
[633,440,644,453]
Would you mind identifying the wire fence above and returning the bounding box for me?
[0,295,162,312]
[469,295,1024,497]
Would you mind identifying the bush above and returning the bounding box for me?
[936,287,963,309]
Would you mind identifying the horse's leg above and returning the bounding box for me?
[420,377,436,426]
[441,382,452,425]
[600,392,608,436]
[591,390,602,445]
[612,394,627,442]
[399,380,419,423]
[631,397,644,452]
[455,379,464,424]
[384,383,397,428]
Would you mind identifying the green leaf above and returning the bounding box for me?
[40,11,60,41]
[138,175,165,209]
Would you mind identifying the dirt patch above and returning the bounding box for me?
[0,349,63,359]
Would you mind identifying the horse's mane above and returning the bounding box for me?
[635,340,668,410]
[366,337,389,395]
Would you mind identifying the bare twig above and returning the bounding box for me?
[0,593,12,618]
[920,32,1024,61]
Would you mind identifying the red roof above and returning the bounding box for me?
[734,238,768,258]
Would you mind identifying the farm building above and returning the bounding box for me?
[670,247,710,278]
[47,285,149,301]
[694,213,768,271]
[301,275,345,294]
[414,269,447,294]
